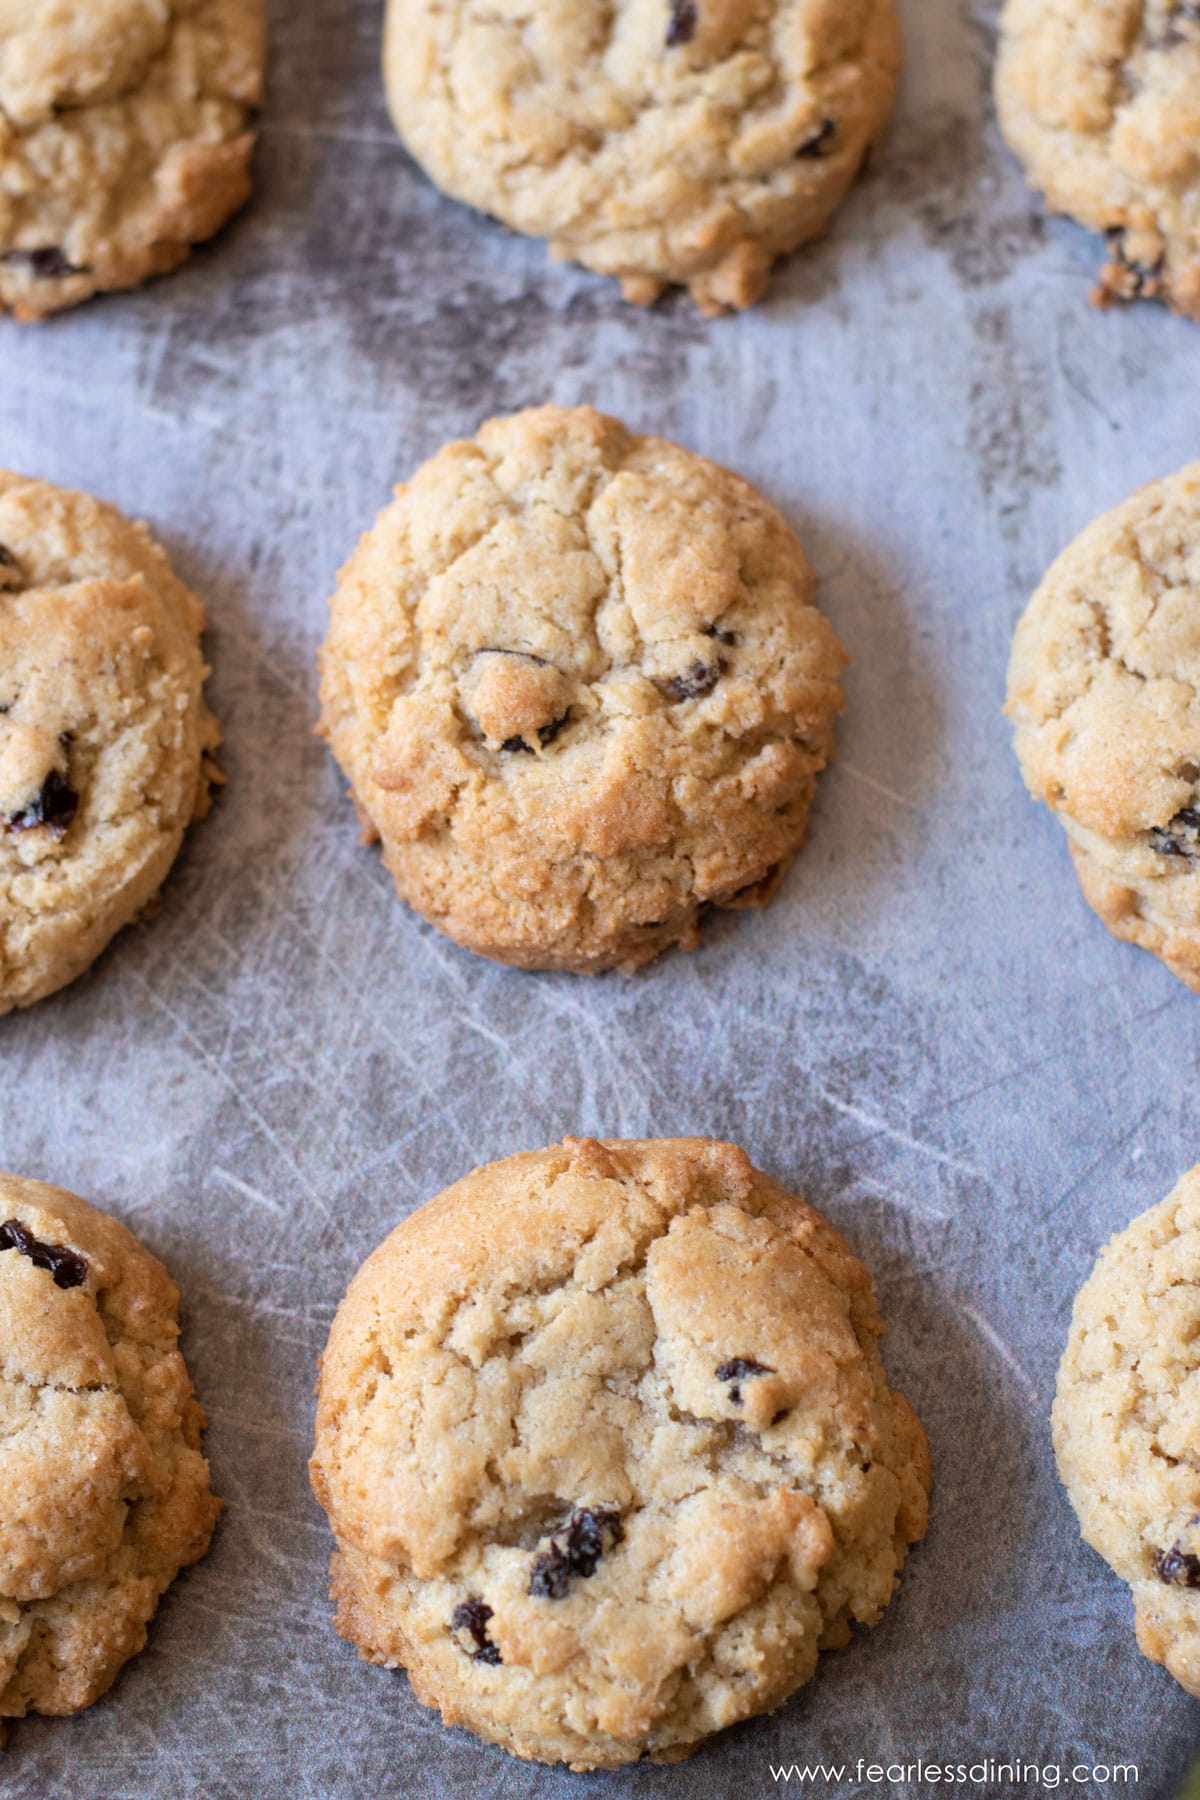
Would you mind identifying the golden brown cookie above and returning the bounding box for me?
[0,1171,221,1742]
[0,472,220,1014]
[383,0,900,315]
[318,405,847,974]
[1007,464,1200,991]
[995,0,1200,321]
[0,0,266,320]
[1054,1166,1200,1696]
[309,1136,930,1769]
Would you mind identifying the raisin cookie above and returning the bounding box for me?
[1007,464,1200,992]
[995,0,1200,321]
[0,1172,221,1742]
[0,0,266,321]
[383,0,900,315]
[0,472,220,1014]
[1054,1167,1200,1695]
[309,1136,930,1769]
[318,405,847,974]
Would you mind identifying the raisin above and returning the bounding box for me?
[797,119,836,159]
[1150,807,1200,859]
[0,545,15,566]
[2,247,86,279]
[0,1219,88,1289]
[529,1507,624,1600]
[450,1597,502,1663]
[705,622,737,646]
[1155,1544,1200,1588]
[500,709,571,754]
[666,0,697,46]
[6,768,78,837]
[716,1355,774,1405]
[662,659,724,702]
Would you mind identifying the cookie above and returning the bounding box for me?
[317,405,847,974]
[382,0,900,315]
[309,1135,930,1769]
[995,0,1200,322]
[0,0,266,321]
[0,1171,221,1741]
[0,472,220,1014]
[1006,464,1200,992]
[1054,1167,1200,1695]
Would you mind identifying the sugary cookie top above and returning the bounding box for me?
[0,1172,219,1725]
[319,405,846,971]
[1008,464,1200,851]
[311,1137,929,1766]
[0,0,266,318]
[1,0,177,126]
[996,0,1200,315]
[0,473,218,1012]
[1054,1168,1200,1696]
[384,0,899,308]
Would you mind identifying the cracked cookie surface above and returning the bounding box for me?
[383,0,900,314]
[0,0,266,320]
[1007,464,1200,991]
[0,1171,220,1741]
[0,471,220,1014]
[309,1136,929,1769]
[1054,1167,1200,1696]
[995,0,1200,321]
[318,405,847,974]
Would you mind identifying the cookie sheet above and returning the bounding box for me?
[3,1,1200,1796]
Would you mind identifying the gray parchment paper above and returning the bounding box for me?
[3,2,1200,1796]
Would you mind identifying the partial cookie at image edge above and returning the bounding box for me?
[0,1170,221,1743]
[994,0,1200,323]
[0,0,267,320]
[383,0,900,315]
[0,471,221,1015]
[1054,1165,1200,1697]
[1006,462,1200,994]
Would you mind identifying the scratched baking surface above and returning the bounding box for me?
[3,0,1200,1795]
